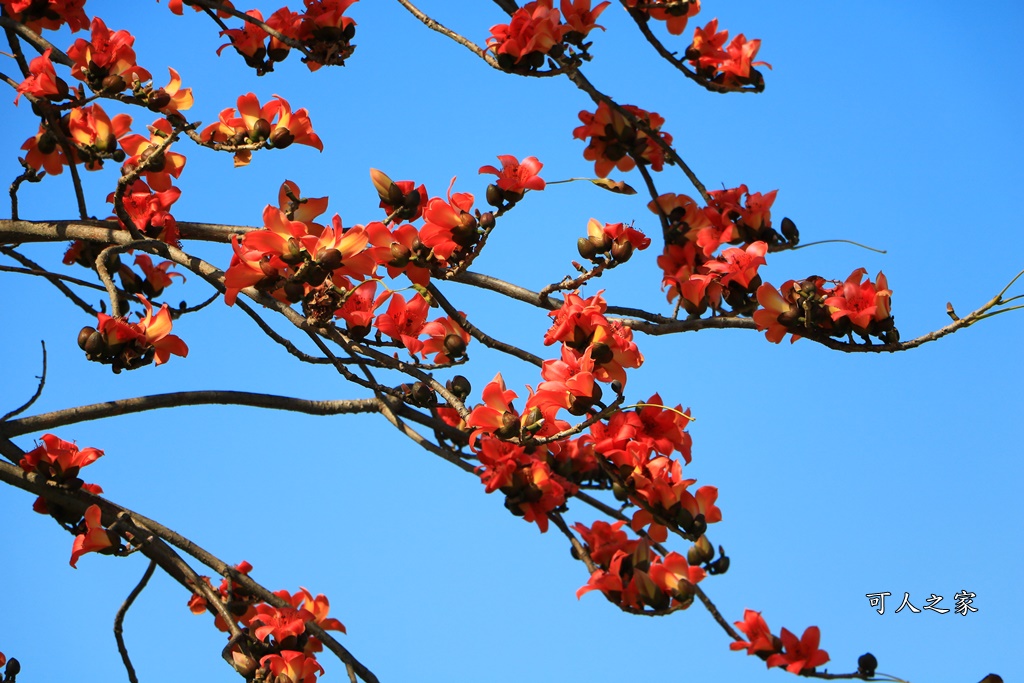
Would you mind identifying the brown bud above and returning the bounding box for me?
[447,375,472,400]
[443,333,466,358]
[250,118,272,142]
[147,89,172,112]
[590,342,613,365]
[78,326,97,350]
[610,240,634,263]
[269,126,294,149]
[36,130,58,155]
[83,330,107,357]
[283,280,305,303]
[485,184,504,207]
[577,237,599,261]
[781,216,799,244]
[588,231,611,253]
[317,248,343,271]
[478,212,495,230]
[389,243,411,267]
[370,168,394,201]
[857,653,878,678]
[100,74,125,93]
[687,535,714,566]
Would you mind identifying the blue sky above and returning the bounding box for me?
[1,2,1021,682]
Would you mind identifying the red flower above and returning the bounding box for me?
[420,315,471,364]
[259,650,324,683]
[626,0,701,36]
[106,179,181,244]
[730,609,778,655]
[70,504,116,568]
[134,254,184,297]
[766,626,830,674]
[0,0,89,33]
[373,293,429,357]
[20,433,103,480]
[250,604,314,644]
[648,551,705,598]
[753,281,799,344]
[14,49,66,104]
[823,268,891,331]
[702,241,768,289]
[118,118,187,192]
[68,17,151,93]
[419,180,477,264]
[574,101,672,178]
[487,2,562,69]
[479,154,546,195]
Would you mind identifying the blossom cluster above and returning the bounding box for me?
[754,269,897,344]
[731,609,830,674]
[199,0,358,74]
[187,561,344,683]
[651,185,784,316]
[77,295,189,372]
[574,101,673,178]
[486,0,610,72]
[687,18,770,90]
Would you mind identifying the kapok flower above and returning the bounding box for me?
[753,281,800,344]
[580,218,650,262]
[106,179,182,244]
[134,254,184,297]
[20,433,103,481]
[648,551,706,599]
[68,17,152,93]
[373,292,429,357]
[823,268,891,331]
[369,168,427,221]
[70,504,117,568]
[149,68,194,114]
[14,49,67,104]
[250,604,314,644]
[730,609,779,656]
[766,626,829,674]
[118,118,187,192]
[487,2,562,70]
[420,315,471,364]
[81,295,188,371]
[21,124,68,175]
[625,0,701,35]
[419,180,477,264]
[0,0,89,33]
[259,650,324,683]
[574,101,672,178]
[67,104,133,170]
[479,154,546,198]
[688,19,770,89]
[218,9,272,72]
[702,241,768,289]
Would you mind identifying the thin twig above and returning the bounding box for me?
[0,246,101,315]
[394,0,501,69]
[114,560,157,683]
[0,341,46,423]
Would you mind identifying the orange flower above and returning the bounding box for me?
[70,504,117,568]
[574,102,672,178]
[118,118,187,192]
[479,154,546,195]
[14,49,67,104]
[766,626,830,674]
[68,17,152,93]
[259,651,323,683]
[730,609,778,655]
[20,433,103,481]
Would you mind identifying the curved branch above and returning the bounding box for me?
[0,341,45,423]
[114,559,157,683]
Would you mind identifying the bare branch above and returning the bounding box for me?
[114,559,157,683]
[0,341,45,423]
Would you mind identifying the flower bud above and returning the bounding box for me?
[283,280,305,303]
[857,653,878,678]
[588,231,611,253]
[577,237,599,261]
[269,126,294,149]
[443,333,467,358]
[589,342,613,365]
[610,240,634,263]
[250,118,272,142]
[486,183,504,207]
[687,535,714,566]
[447,375,471,401]
[317,248,343,271]
[100,74,125,93]
[83,330,107,358]
[5,658,20,676]
[37,130,58,155]
[78,326,97,350]
[478,212,495,230]
[388,243,411,267]
[781,216,799,244]
[690,513,707,537]
[147,89,171,111]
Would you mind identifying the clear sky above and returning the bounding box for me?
[1,2,1021,682]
